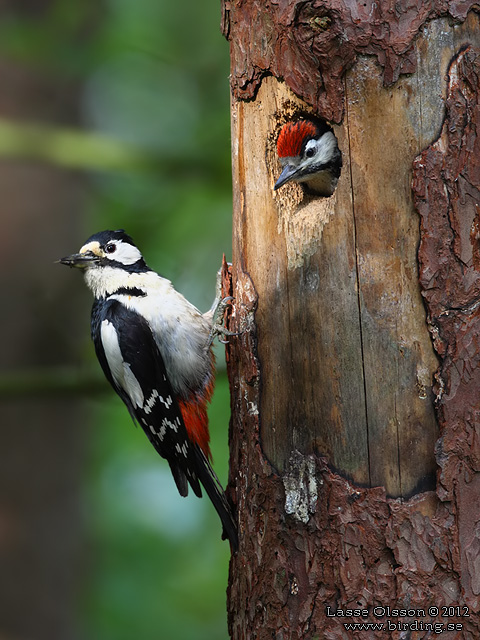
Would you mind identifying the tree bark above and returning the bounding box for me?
[223,2,480,638]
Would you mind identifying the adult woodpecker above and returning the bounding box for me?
[59,230,238,551]
[274,119,342,196]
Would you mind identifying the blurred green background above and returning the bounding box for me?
[0,1,233,639]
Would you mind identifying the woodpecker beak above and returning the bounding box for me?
[274,164,301,190]
[57,251,99,268]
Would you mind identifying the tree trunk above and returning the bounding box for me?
[222,2,480,638]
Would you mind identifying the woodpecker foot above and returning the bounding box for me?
[208,296,240,346]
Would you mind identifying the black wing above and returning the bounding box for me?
[91,297,202,497]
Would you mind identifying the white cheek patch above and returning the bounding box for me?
[109,240,142,265]
[304,139,317,156]
[100,319,144,408]
[311,131,337,165]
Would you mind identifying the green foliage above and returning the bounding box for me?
[81,375,232,640]
[1,0,233,637]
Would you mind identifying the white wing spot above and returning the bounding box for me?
[168,417,180,433]
[144,389,159,414]
[160,394,173,409]
[143,387,173,415]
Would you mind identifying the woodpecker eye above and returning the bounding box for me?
[305,147,315,158]
[105,243,116,254]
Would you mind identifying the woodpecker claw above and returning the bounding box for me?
[208,296,240,346]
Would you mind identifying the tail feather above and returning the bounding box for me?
[168,460,203,498]
[193,446,238,552]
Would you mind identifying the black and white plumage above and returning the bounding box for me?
[275,119,342,196]
[59,229,238,550]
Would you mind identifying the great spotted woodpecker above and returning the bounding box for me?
[274,119,342,196]
[59,230,238,551]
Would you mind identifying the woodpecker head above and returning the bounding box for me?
[274,119,342,196]
[59,230,151,298]
[59,230,148,273]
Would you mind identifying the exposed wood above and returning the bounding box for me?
[223,2,480,638]
[230,80,370,487]
[227,23,477,497]
[344,55,440,496]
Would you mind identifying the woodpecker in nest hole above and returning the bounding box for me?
[275,119,342,196]
[59,230,238,551]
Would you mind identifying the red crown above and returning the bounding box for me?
[277,120,318,158]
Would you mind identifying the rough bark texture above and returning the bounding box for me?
[223,2,480,639]
[413,45,480,608]
[222,0,478,122]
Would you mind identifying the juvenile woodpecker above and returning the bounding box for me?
[59,230,238,550]
[274,119,342,196]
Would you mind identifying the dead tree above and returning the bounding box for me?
[222,2,480,638]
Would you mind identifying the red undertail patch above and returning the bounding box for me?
[178,375,215,461]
